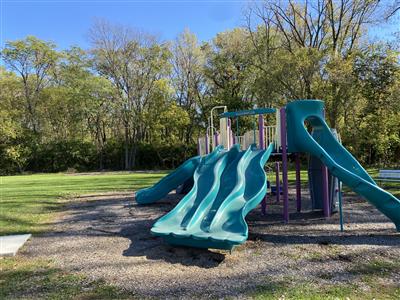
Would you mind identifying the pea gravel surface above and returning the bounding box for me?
[23,188,400,299]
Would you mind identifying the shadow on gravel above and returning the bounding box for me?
[121,224,226,268]
[248,232,400,246]
[46,191,397,270]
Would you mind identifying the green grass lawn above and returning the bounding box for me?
[1,167,397,236]
[1,171,171,299]
[1,169,399,299]
[0,172,168,236]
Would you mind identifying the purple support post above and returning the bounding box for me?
[214,132,219,147]
[295,153,301,212]
[275,161,280,203]
[230,121,234,146]
[258,114,264,150]
[280,107,289,223]
[205,132,209,154]
[322,164,330,217]
[259,114,266,214]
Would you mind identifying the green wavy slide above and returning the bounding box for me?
[136,143,274,250]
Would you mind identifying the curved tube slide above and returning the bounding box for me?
[286,100,400,231]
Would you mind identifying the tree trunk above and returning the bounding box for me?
[124,124,129,170]
[99,148,104,170]
[129,143,138,170]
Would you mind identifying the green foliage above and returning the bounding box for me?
[203,28,254,110]
[0,4,399,173]
[33,140,97,173]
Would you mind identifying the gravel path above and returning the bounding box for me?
[23,188,400,299]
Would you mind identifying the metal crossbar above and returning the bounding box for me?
[377,170,400,182]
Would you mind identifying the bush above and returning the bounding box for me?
[31,140,97,172]
[135,143,197,170]
[0,139,198,174]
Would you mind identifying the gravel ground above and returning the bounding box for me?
[23,188,400,299]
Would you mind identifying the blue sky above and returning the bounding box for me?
[1,0,247,49]
[1,0,398,50]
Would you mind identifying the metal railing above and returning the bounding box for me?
[264,126,277,150]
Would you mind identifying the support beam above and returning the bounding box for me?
[205,132,209,154]
[227,119,232,148]
[259,114,264,150]
[338,181,344,232]
[197,138,201,156]
[275,162,280,203]
[295,153,301,212]
[280,107,289,223]
[261,194,267,215]
[322,164,330,217]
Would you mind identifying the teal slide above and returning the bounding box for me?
[135,155,201,204]
[286,100,400,230]
[137,143,274,250]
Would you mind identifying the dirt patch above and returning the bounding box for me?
[23,188,400,298]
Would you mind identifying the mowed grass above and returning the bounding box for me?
[1,168,399,299]
[253,257,400,299]
[0,257,134,300]
[1,167,398,236]
[0,171,168,235]
[1,171,170,299]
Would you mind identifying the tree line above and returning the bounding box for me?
[1,0,399,174]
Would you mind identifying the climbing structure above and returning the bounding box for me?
[135,100,400,250]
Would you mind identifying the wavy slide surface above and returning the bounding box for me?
[150,143,274,250]
[286,100,400,230]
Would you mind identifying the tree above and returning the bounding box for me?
[0,67,31,173]
[171,29,208,143]
[246,0,383,128]
[203,28,254,110]
[1,36,60,134]
[89,20,171,169]
[349,44,400,165]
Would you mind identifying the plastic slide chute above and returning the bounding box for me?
[151,143,274,250]
[286,100,400,231]
[135,155,201,204]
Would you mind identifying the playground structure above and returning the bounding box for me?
[136,100,400,250]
